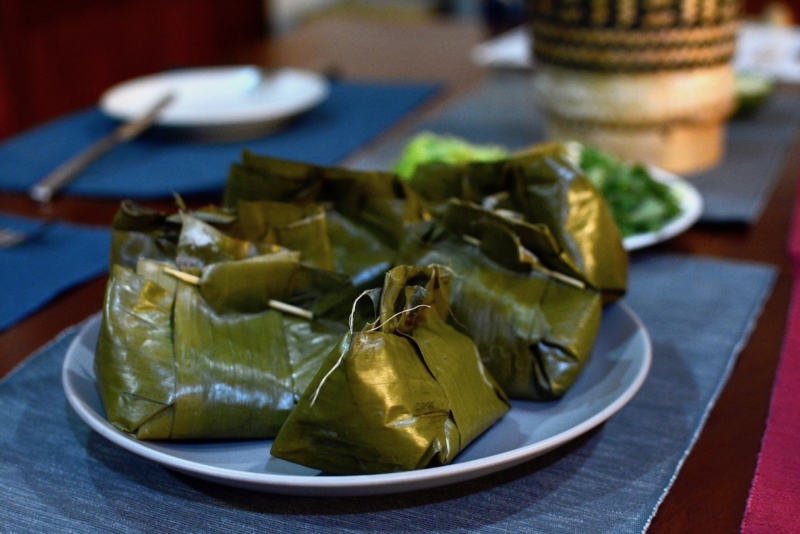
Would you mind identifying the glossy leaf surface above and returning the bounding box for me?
[271,266,510,474]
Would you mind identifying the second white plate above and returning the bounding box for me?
[63,302,650,497]
[99,66,330,139]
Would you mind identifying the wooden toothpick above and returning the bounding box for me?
[162,267,314,320]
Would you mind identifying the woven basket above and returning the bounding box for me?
[529,0,740,173]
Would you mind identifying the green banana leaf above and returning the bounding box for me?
[270,265,510,474]
[95,249,359,440]
[111,198,336,272]
[410,202,603,400]
[95,264,177,438]
[195,253,361,399]
[228,200,335,271]
[407,143,628,300]
[110,201,181,269]
[224,151,430,279]
[175,213,283,269]
[109,200,244,269]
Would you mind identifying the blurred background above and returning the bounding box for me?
[0,0,795,140]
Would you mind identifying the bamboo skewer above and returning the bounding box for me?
[461,236,586,289]
[162,267,314,320]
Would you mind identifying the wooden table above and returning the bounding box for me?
[0,15,796,533]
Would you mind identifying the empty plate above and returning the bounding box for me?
[99,66,330,140]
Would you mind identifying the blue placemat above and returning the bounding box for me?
[0,82,439,199]
[0,214,110,332]
[349,72,800,224]
[0,254,775,533]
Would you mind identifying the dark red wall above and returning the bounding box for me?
[0,0,266,139]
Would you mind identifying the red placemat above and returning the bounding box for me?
[741,175,800,533]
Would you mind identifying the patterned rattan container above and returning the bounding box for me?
[529,0,740,173]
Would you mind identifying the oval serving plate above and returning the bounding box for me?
[63,302,650,497]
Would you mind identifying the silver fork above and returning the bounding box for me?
[0,227,30,249]
[0,222,52,249]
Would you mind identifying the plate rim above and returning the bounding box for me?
[622,168,704,251]
[98,66,330,128]
[63,302,651,496]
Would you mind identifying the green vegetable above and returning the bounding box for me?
[579,147,681,237]
[393,131,509,180]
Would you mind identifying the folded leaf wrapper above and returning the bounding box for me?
[96,215,358,440]
[110,200,181,269]
[411,201,603,400]
[224,151,430,285]
[270,265,510,474]
[407,143,628,301]
[110,198,336,273]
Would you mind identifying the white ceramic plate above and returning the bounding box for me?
[99,66,329,139]
[63,303,650,497]
[623,168,704,251]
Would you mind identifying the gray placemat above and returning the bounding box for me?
[349,72,800,224]
[0,254,775,533]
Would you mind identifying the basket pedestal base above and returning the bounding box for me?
[548,117,725,175]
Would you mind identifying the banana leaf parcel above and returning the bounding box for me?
[270,265,510,475]
[110,199,336,272]
[406,142,628,301]
[224,150,430,285]
[96,218,359,440]
[409,200,604,400]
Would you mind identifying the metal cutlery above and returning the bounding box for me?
[28,92,174,204]
[0,221,53,249]
[0,227,29,249]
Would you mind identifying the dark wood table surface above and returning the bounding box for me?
[1,15,796,533]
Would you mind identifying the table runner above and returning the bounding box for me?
[741,175,800,532]
[349,73,800,225]
[0,253,775,533]
[741,266,800,533]
[0,82,438,199]
[0,214,109,332]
